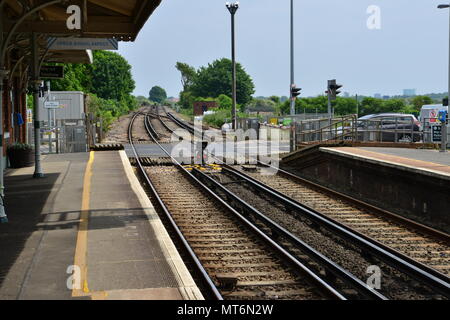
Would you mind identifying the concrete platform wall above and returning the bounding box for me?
[282,149,450,233]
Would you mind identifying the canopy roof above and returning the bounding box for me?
[2,0,162,41]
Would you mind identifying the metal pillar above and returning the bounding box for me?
[290,0,296,116]
[327,91,332,118]
[442,7,450,152]
[31,33,44,178]
[0,6,8,223]
[230,8,238,130]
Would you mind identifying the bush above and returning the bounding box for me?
[202,109,254,128]
[7,142,33,151]
[203,109,231,128]
[87,94,136,131]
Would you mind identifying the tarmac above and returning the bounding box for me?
[0,151,202,300]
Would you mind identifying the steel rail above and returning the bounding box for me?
[144,113,160,140]
[273,164,450,244]
[128,112,223,300]
[191,167,388,300]
[147,107,450,297]
[220,165,450,297]
[140,112,347,300]
[253,160,450,281]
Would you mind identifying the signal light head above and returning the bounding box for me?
[290,85,302,98]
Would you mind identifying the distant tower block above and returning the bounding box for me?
[403,89,416,97]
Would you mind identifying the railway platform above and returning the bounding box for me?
[320,147,450,180]
[0,151,202,300]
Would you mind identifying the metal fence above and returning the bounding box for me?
[263,113,329,126]
[28,119,89,154]
[294,115,426,146]
[294,115,357,143]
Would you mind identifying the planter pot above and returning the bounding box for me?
[7,148,35,168]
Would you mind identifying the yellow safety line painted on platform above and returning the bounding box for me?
[72,151,94,297]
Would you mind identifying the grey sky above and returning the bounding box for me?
[118,0,450,99]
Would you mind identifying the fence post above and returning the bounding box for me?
[289,122,295,152]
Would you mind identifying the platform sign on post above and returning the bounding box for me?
[44,101,60,109]
[40,66,64,79]
[432,125,442,142]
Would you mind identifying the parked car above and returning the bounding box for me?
[356,113,422,142]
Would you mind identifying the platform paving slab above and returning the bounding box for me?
[0,151,202,300]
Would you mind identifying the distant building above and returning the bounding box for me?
[403,89,416,96]
[374,93,382,99]
[193,101,218,116]
[167,97,179,103]
[382,95,390,100]
[343,92,350,97]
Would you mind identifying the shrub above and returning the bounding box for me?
[7,142,33,151]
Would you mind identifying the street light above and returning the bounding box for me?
[226,2,239,130]
[438,4,450,152]
[290,0,296,116]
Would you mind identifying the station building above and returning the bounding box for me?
[0,0,162,212]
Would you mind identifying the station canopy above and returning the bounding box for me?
[2,0,162,41]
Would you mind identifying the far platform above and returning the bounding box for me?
[0,151,202,300]
[321,147,450,180]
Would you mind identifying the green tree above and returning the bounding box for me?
[149,86,167,104]
[411,95,433,111]
[91,51,135,103]
[49,50,138,132]
[51,63,92,92]
[269,96,280,104]
[136,96,151,106]
[217,94,233,109]
[334,97,357,116]
[359,97,385,116]
[175,62,197,91]
[246,99,276,112]
[191,58,255,105]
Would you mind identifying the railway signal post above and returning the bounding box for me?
[327,79,343,118]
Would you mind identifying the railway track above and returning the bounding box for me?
[195,165,450,299]
[128,106,450,299]
[231,165,450,276]
[128,111,351,300]
[146,165,331,300]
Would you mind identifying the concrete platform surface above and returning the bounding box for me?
[0,151,202,300]
[321,147,450,180]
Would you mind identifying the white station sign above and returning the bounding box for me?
[47,37,119,50]
[44,101,61,109]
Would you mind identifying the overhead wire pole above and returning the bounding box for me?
[290,0,295,116]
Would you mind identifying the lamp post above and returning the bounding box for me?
[226,2,239,130]
[290,0,296,116]
[438,4,449,152]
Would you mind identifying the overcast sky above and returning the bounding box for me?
[118,0,450,99]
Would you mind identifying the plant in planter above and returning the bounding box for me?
[7,143,35,168]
